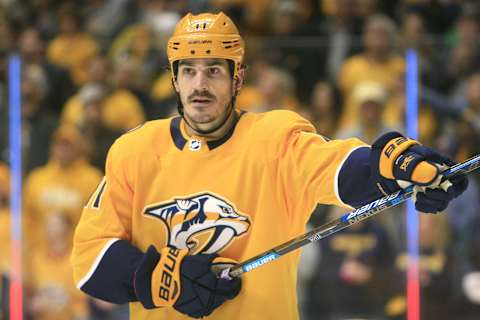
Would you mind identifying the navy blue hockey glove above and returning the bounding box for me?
[134,245,241,318]
[371,132,468,213]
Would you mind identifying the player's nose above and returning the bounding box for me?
[192,71,209,91]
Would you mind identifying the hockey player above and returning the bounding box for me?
[71,12,468,319]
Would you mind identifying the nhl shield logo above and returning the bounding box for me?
[144,193,251,254]
[189,139,201,151]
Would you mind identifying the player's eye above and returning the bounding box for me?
[208,67,221,76]
[181,67,194,75]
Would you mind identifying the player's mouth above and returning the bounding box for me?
[191,98,213,105]
[189,96,216,108]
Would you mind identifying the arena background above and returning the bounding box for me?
[1,0,480,319]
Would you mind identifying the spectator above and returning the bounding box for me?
[261,0,318,102]
[383,74,438,144]
[61,55,111,127]
[432,72,480,164]
[308,81,342,138]
[336,81,400,143]
[460,72,480,137]
[76,84,123,170]
[0,162,10,275]
[0,10,15,52]
[386,214,454,320]
[399,0,461,35]
[28,0,61,39]
[108,0,172,85]
[456,207,480,319]
[305,219,395,320]
[0,162,9,319]
[21,64,58,172]
[26,212,89,320]
[107,58,149,126]
[435,8,480,94]
[149,68,178,119]
[83,0,133,50]
[19,27,74,115]
[398,11,438,88]
[61,57,146,132]
[47,7,99,85]
[23,125,102,245]
[315,0,363,82]
[254,64,300,111]
[337,14,404,130]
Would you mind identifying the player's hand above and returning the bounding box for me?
[134,246,241,318]
[371,132,468,213]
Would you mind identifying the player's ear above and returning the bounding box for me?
[172,78,180,93]
[234,67,245,94]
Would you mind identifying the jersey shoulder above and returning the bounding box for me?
[109,119,171,161]
[238,110,318,161]
[243,109,316,142]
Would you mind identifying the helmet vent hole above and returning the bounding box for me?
[196,24,200,29]
[203,22,207,29]
[206,50,211,54]
[224,45,232,49]
[223,22,227,26]
[190,50,195,54]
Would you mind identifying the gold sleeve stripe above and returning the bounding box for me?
[333,146,366,210]
[76,238,121,289]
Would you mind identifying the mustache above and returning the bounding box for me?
[188,90,216,102]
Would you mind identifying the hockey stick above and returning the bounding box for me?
[217,154,480,280]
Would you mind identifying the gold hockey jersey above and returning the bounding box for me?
[72,110,369,320]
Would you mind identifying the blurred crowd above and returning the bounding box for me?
[0,0,480,319]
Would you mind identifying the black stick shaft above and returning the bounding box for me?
[220,154,480,278]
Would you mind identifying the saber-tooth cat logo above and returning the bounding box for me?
[145,192,251,254]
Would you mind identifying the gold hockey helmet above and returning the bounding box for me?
[167,12,245,79]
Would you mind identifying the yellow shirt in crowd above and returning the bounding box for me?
[337,54,405,129]
[47,33,98,85]
[0,209,10,274]
[27,245,88,320]
[23,159,102,244]
[61,89,146,132]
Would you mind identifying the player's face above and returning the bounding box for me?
[175,58,234,132]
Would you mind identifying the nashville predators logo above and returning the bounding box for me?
[144,193,251,254]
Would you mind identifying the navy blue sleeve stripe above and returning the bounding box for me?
[338,146,398,208]
[92,180,106,209]
[79,239,143,304]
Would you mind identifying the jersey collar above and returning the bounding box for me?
[170,111,245,151]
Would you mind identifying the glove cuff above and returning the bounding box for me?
[133,245,161,309]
